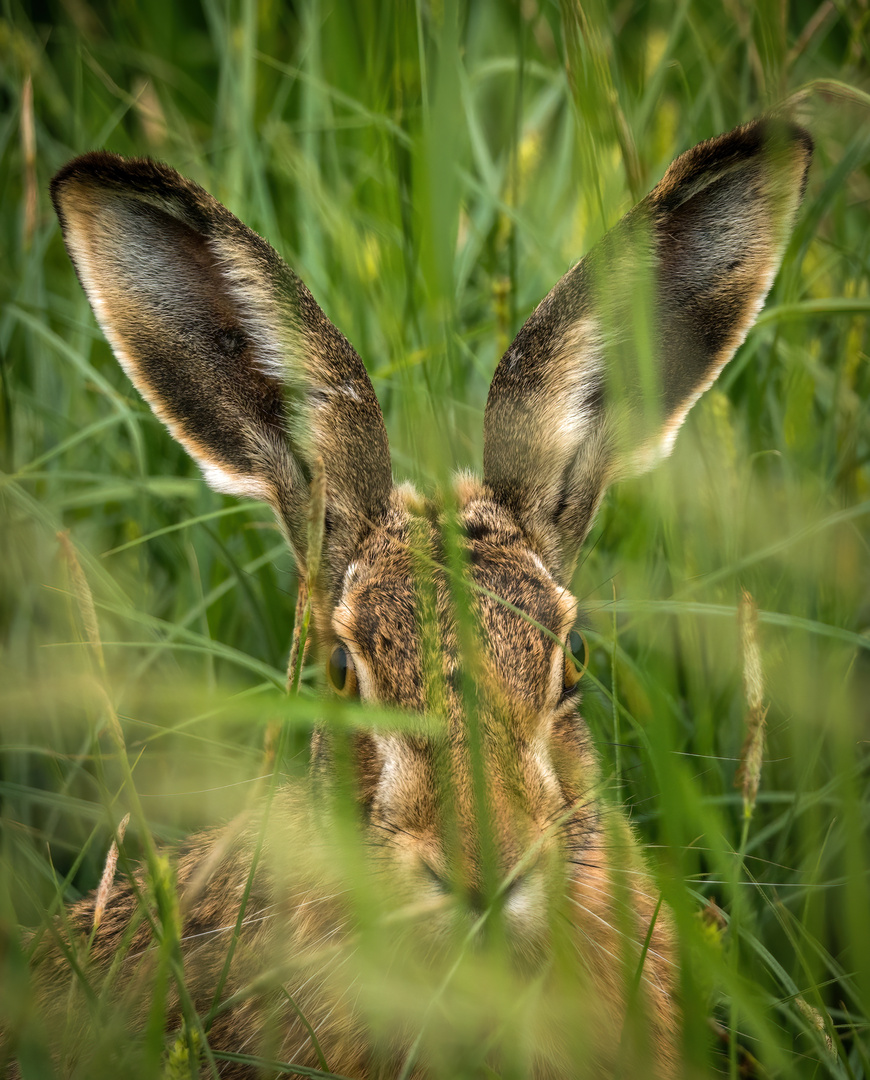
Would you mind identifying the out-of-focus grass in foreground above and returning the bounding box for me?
[1,1,869,1076]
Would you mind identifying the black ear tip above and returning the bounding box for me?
[760,116,814,160]
[51,151,127,195]
[49,151,189,217]
[755,117,814,199]
[745,118,815,185]
[711,116,814,170]
[51,152,132,222]
[652,117,814,215]
[793,123,814,160]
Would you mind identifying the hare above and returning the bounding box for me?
[18,118,810,1079]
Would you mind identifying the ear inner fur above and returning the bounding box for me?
[483,119,812,580]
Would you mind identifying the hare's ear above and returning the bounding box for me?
[483,119,812,579]
[51,153,391,593]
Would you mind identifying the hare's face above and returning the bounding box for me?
[322,482,601,952]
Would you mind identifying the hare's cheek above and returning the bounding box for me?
[548,712,596,806]
[366,736,437,832]
[354,731,386,808]
[504,871,551,943]
[504,869,544,922]
[308,728,385,808]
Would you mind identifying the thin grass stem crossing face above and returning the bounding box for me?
[15,118,810,1078]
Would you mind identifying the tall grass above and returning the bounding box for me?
[1,0,868,1076]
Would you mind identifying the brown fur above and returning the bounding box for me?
[16,118,812,1077]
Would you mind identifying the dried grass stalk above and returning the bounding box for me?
[57,530,106,678]
[93,813,130,931]
[734,589,768,818]
[21,74,37,247]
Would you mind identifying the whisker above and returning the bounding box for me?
[566,895,676,971]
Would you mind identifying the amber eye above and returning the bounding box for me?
[563,628,587,693]
[328,644,358,697]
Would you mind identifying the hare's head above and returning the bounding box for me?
[51,121,811,954]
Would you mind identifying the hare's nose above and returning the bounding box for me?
[466,874,525,917]
[466,886,486,915]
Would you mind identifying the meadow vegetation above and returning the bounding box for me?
[0,0,868,1076]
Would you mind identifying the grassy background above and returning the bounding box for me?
[1,0,869,1076]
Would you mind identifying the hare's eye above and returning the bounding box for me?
[563,629,587,694]
[328,644,358,697]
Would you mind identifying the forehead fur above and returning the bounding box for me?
[332,480,576,716]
